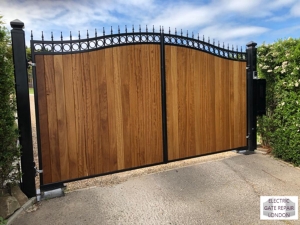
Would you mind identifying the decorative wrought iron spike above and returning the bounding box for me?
[31,30,33,40]
[213,39,215,45]
[78,31,81,40]
[186,30,188,37]
[218,41,220,47]
[51,32,53,41]
[125,25,127,33]
[95,29,97,37]
[61,32,63,41]
[103,27,105,36]
[159,26,161,33]
[132,25,134,32]
[227,44,229,50]
[175,28,177,35]
[41,31,44,41]
[169,27,171,34]
[223,42,225,48]
[139,25,141,32]
[208,37,210,43]
[192,32,194,39]
[236,45,238,51]
[118,26,120,34]
[87,30,89,39]
[146,25,148,33]
[162,26,164,33]
[110,26,112,35]
[181,29,183,36]
[240,46,242,52]
[70,31,72,40]
[153,25,154,33]
[198,33,200,40]
[232,45,234,51]
[203,35,205,41]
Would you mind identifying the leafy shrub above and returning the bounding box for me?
[257,38,300,166]
[0,16,21,189]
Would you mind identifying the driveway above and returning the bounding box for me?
[11,152,300,225]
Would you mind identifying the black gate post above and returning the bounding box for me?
[246,41,257,153]
[10,19,36,197]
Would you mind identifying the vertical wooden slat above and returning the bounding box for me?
[35,55,52,184]
[105,48,118,171]
[82,53,94,176]
[62,54,78,179]
[53,55,69,181]
[44,55,60,182]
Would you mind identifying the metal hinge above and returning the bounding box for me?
[28,62,36,66]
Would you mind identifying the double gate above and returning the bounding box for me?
[11,21,258,195]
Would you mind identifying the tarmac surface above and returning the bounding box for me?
[11,151,300,225]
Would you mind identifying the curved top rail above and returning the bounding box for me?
[31,29,246,61]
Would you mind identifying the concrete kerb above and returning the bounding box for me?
[6,197,37,225]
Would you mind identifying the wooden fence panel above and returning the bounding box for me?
[165,46,246,161]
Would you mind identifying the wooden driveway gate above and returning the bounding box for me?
[26,26,252,191]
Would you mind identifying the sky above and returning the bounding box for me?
[1,0,300,49]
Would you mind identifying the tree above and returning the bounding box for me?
[257,38,300,166]
[0,16,21,189]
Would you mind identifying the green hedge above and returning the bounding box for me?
[0,17,21,189]
[257,38,300,166]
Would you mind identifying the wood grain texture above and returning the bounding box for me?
[166,46,246,160]
[37,45,163,184]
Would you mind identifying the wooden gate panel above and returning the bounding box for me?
[166,46,246,161]
[36,45,163,184]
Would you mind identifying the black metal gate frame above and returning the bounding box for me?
[11,20,258,197]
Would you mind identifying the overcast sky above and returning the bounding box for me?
[1,0,300,48]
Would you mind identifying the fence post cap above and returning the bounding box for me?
[246,41,257,48]
[10,19,24,29]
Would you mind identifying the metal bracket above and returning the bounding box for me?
[34,166,43,176]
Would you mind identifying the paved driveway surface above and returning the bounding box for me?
[11,152,300,225]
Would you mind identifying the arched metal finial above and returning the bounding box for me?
[78,30,81,40]
[61,32,63,41]
[31,30,33,40]
[87,30,89,39]
[41,31,44,41]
